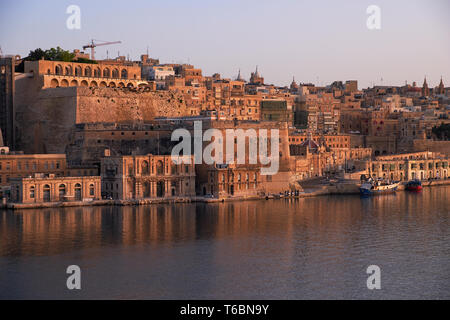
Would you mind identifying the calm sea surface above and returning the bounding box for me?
[1,186,449,299]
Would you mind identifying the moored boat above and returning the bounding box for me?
[360,179,400,196]
[405,179,423,192]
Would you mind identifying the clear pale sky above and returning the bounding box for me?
[1,0,449,88]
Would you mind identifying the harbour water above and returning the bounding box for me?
[0,186,449,299]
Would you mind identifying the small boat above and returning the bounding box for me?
[405,179,423,192]
[360,179,400,196]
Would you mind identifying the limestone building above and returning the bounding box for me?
[101,154,195,200]
[10,175,101,204]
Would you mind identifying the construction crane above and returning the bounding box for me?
[82,39,122,60]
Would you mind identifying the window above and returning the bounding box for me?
[75,183,82,200]
[89,184,95,196]
[103,68,110,78]
[141,161,149,175]
[43,184,51,202]
[29,186,35,199]
[59,184,66,199]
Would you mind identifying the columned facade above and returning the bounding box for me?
[101,154,195,200]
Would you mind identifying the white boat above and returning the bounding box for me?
[360,179,400,196]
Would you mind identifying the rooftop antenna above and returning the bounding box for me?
[106,50,109,59]
[146,46,149,56]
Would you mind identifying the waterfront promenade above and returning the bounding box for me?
[3,178,450,210]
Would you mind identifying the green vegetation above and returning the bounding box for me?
[73,57,98,64]
[16,47,97,72]
[28,47,76,62]
[432,123,450,140]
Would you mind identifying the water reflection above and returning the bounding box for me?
[0,187,449,299]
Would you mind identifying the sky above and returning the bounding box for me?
[0,0,449,89]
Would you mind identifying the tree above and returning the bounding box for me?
[16,47,95,72]
[27,48,46,60]
[25,47,75,62]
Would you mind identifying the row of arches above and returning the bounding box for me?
[140,160,165,176]
[31,183,94,202]
[142,181,165,198]
[49,78,139,88]
[52,65,131,79]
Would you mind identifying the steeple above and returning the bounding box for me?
[290,76,299,92]
[236,69,243,81]
[438,76,445,95]
[422,76,429,96]
[249,66,264,85]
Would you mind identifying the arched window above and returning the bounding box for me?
[75,66,82,76]
[55,65,63,75]
[112,69,119,78]
[157,181,165,197]
[94,68,101,77]
[59,184,66,200]
[103,68,110,78]
[89,184,95,196]
[156,161,164,175]
[43,184,51,202]
[141,161,149,175]
[65,66,72,75]
[29,186,35,199]
[75,183,82,201]
[143,182,150,198]
[85,67,92,77]
[121,69,128,79]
